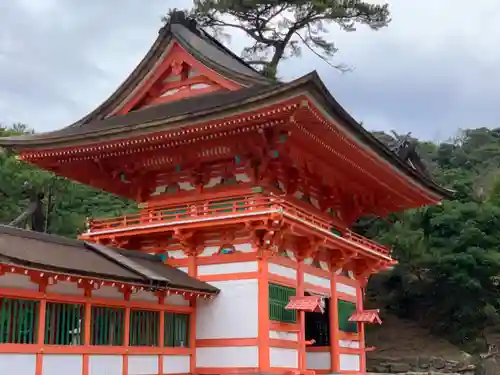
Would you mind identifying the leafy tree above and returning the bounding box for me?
[166,0,391,77]
[0,124,137,238]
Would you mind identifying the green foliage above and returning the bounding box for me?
[0,125,137,238]
[165,0,391,77]
[363,128,500,351]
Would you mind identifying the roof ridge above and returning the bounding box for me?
[0,225,84,248]
[165,10,271,80]
[85,242,168,283]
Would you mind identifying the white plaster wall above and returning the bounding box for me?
[196,346,258,368]
[163,355,190,374]
[89,355,122,375]
[306,352,331,370]
[304,273,331,289]
[177,267,189,273]
[168,250,186,259]
[196,279,258,339]
[269,330,298,341]
[336,282,357,296]
[269,348,298,368]
[200,243,254,257]
[197,261,258,276]
[0,353,35,375]
[303,257,313,265]
[130,290,157,302]
[46,280,84,295]
[339,340,360,348]
[234,243,253,252]
[200,246,219,257]
[165,294,190,306]
[268,263,297,280]
[43,354,83,375]
[92,285,123,299]
[319,261,329,271]
[0,273,38,290]
[339,353,361,371]
[128,355,158,375]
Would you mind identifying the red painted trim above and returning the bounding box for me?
[330,273,340,372]
[116,42,241,115]
[356,285,366,373]
[196,338,258,347]
[297,260,306,372]
[258,258,270,371]
[269,339,298,349]
[0,345,192,355]
[303,282,330,296]
[188,255,197,374]
[269,256,297,270]
[306,346,329,352]
[198,272,259,282]
[269,322,300,333]
[268,273,297,289]
[0,287,194,312]
[195,368,260,374]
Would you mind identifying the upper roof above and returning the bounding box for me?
[0,225,218,293]
[63,11,272,130]
[0,72,452,200]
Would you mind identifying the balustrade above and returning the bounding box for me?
[85,194,390,256]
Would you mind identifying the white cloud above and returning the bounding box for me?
[0,0,499,141]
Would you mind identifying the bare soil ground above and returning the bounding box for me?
[365,311,465,360]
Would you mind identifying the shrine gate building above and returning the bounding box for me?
[0,11,450,375]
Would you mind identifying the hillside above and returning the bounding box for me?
[2,125,500,353]
[366,311,464,360]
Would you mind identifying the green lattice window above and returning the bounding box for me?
[0,297,39,344]
[129,309,159,346]
[45,302,84,345]
[338,300,358,333]
[90,306,124,346]
[164,312,189,347]
[269,283,296,323]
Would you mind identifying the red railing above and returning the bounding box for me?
[86,194,390,256]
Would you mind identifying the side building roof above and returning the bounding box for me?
[0,225,218,294]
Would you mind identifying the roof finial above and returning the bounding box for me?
[169,9,186,24]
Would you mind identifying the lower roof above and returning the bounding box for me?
[0,225,218,294]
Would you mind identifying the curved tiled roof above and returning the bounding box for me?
[0,225,218,293]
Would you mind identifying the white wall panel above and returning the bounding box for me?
[339,353,360,371]
[197,261,257,276]
[336,283,357,296]
[196,346,258,368]
[89,355,122,375]
[306,352,330,370]
[0,354,35,375]
[269,348,298,368]
[163,355,190,374]
[268,263,297,280]
[43,355,82,375]
[128,355,158,375]
[196,279,258,339]
[304,273,331,289]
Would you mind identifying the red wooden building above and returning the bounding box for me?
[0,11,450,375]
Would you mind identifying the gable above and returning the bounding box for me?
[113,41,242,115]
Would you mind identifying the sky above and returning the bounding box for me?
[1,0,499,142]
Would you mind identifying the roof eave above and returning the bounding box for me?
[302,72,452,202]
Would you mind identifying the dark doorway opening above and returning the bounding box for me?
[305,293,330,346]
